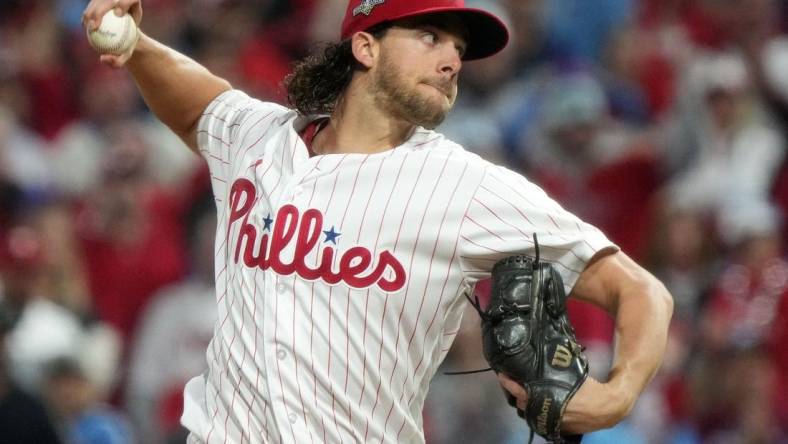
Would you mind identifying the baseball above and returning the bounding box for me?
[87,10,138,55]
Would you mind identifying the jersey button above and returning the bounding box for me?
[288,412,298,424]
[277,348,288,360]
[294,185,303,195]
[276,283,286,294]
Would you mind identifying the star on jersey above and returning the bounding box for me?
[323,226,341,244]
[352,0,384,17]
[263,214,273,231]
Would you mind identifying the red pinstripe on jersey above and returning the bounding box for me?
[381,154,450,434]
[357,152,407,434]
[321,161,344,444]
[366,150,432,441]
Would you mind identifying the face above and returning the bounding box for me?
[706,88,741,130]
[368,15,468,129]
[552,122,597,154]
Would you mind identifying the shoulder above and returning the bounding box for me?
[203,90,295,130]
[407,128,546,193]
[208,90,289,114]
[408,128,496,170]
[198,90,297,155]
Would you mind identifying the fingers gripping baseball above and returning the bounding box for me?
[82,0,142,67]
[83,0,142,31]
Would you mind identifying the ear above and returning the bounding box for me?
[350,31,379,69]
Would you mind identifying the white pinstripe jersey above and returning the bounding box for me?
[181,90,616,444]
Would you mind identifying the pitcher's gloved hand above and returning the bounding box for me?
[477,253,589,444]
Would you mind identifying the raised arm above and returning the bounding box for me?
[82,0,231,150]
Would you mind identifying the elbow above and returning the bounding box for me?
[628,264,673,320]
[176,118,201,149]
[620,267,674,322]
[652,277,674,323]
[630,272,673,327]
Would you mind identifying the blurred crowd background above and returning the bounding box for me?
[1,0,788,443]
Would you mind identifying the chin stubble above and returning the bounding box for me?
[372,55,450,129]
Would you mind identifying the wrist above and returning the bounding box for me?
[127,32,149,60]
[603,374,638,423]
[126,33,163,72]
[562,378,628,433]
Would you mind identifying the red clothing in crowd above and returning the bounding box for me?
[79,189,187,345]
[705,258,788,425]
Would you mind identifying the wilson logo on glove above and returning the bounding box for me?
[551,345,573,369]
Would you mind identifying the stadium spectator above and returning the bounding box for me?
[76,124,188,347]
[44,357,134,444]
[0,204,120,398]
[0,303,61,444]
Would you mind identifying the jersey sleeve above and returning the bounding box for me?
[458,164,618,294]
[197,89,286,180]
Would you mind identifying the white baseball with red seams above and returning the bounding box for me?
[181,90,617,444]
[86,10,138,55]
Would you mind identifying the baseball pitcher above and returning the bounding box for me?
[81,0,674,443]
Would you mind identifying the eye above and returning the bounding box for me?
[421,31,438,45]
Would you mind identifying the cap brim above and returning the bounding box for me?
[453,8,510,61]
[382,7,510,61]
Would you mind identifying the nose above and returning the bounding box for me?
[439,46,462,77]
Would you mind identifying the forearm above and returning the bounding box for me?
[606,272,673,415]
[563,251,674,432]
[126,33,231,148]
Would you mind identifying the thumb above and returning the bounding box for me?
[497,373,529,400]
[99,52,132,68]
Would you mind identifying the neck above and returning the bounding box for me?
[311,77,416,155]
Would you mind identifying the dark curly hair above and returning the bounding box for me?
[284,25,389,116]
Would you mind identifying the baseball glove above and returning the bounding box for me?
[470,241,588,444]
